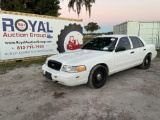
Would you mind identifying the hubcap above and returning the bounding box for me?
[146,59,149,64]
[97,74,102,81]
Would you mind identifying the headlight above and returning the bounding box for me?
[62,65,86,73]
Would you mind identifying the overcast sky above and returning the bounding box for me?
[60,0,160,33]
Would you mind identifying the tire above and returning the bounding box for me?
[88,65,108,89]
[139,54,151,69]
[57,24,83,53]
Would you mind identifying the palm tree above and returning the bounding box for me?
[68,0,96,16]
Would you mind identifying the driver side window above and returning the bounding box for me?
[117,37,131,50]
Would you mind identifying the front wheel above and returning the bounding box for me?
[139,54,151,69]
[88,65,108,89]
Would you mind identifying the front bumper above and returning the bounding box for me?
[42,64,88,86]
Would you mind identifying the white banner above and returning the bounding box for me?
[0,12,83,60]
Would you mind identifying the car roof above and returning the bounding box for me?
[97,35,137,38]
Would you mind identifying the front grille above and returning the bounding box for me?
[48,60,62,71]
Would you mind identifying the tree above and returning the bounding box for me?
[84,26,89,33]
[68,0,96,17]
[0,0,61,16]
[84,22,100,34]
[0,0,96,16]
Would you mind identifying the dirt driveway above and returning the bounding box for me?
[0,58,160,120]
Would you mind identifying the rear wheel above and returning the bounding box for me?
[139,54,151,69]
[88,65,108,88]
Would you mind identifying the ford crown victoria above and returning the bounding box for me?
[42,35,157,88]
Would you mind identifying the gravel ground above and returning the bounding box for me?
[0,58,160,120]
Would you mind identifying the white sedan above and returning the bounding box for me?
[42,35,157,88]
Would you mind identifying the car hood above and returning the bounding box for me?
[47,49,112,65]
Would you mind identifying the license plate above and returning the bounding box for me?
[45,71,52,80]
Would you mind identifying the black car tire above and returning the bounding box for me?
[88,65,108,89]
[139,54,151,69]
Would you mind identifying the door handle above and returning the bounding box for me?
[131,51,134,54]
[143,49,146,51]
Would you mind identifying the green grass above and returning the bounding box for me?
[0,57,47,74]
[83,35,94,44]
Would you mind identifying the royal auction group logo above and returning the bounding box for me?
[15,19,28,32]
[2,18,53,38]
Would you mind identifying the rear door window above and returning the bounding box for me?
[130,37,144,48]
[136,37,144,47]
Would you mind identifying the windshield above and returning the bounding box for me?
[81,37,118,51]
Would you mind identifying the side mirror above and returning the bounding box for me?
[116,46,126,52]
